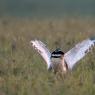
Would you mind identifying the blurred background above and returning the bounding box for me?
[0,0,95,18]
[0,0,95,95]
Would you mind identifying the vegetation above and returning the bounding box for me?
[0,17,95,95]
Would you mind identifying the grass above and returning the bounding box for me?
[0,17,95,95]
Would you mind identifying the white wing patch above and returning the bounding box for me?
[64,38,95,70]
[30,40,51,69]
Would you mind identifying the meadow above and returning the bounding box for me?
[0,17,95,95]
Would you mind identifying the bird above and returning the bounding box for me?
[30,37,95,74]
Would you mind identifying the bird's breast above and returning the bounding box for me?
[51,57,61,65]
[51,58,62,73]
[51,57,68,74]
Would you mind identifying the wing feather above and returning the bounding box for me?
[30,40,51,69]
[64,38,95,70]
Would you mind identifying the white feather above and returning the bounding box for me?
[30,40,51,69]
[64,38,95,70]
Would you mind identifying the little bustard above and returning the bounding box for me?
[30,37,95,74]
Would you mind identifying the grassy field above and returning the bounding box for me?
[0,17,95,95]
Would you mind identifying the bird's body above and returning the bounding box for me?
[50,49,68,74]
[30,37,95,74]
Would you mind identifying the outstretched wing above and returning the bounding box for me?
[30,40,51,69]
[64,37,95,70]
